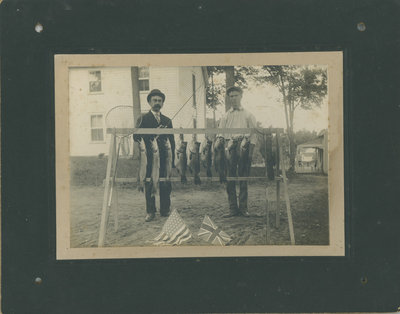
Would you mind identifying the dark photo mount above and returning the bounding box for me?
[1,0,400,313]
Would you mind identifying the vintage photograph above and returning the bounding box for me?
[55,53,344,259]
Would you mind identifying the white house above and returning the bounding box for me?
[69,66,208,156]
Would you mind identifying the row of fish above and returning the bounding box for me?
[137,136,251,194]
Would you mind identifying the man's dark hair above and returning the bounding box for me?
[226,86,243,95]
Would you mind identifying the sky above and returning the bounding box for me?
[206,69,328,133]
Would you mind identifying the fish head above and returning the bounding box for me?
[227,138,238,152]
[240,137,250,150]
[139,139,146,151]
[214,137,225,150]
[165,138,171,150]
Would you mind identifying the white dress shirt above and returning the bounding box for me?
[217,107,258,144]
[151,110,161,124]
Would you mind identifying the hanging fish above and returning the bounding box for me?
[188,140,201,185]
[238,137,250,176]
[175,141,188,183]
[213,137,227,183]
[164,138,172,181]
[225,138,240,172]
[201,138,213,178]
[137,138,147,192]
[150,138,160,197]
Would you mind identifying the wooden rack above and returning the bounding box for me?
[98,128,294,247]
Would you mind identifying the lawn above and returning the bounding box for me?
[70,174,329,247]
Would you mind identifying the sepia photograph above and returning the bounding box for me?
[55,52,344,259]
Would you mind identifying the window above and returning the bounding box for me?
[90,114,104,142]
[138,67,149,91]
[89,70,102,93]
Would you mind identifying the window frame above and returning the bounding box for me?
[138,66,150,93]
[89,113,106,143]
[88,69,103,94]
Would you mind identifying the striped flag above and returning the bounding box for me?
[153,209,192,245]
[198,215,232,246]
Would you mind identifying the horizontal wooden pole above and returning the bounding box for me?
[106,127,284,135]
[106,176,269,183]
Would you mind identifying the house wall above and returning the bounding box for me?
[69,66,206,156]
[141,67,179,117]
[69,67,133,156]
[177,67,207,143]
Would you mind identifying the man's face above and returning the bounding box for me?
[228,91,242,109]
[149,95,164,112]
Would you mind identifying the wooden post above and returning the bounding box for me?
[275,133,281,228]
[264,134,270,244]
[109,138,122,232]
[131,67,142,121]
[277,134,295,245]
[98,133,116,247]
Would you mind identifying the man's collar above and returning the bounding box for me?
[150,110,161,116]
[229,106,244,112]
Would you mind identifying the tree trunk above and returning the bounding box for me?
[131,67,141,125]
[131,67,141,159]
[224,66,235,112]
[288,107,296,174]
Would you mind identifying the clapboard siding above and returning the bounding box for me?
[178,67,207,142]
[69,66,206,156]
[69,67,133,156]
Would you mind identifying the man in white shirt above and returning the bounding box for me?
[218,86,257,218]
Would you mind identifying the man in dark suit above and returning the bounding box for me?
[134,89,175,222]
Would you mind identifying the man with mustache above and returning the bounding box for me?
[218,86,257,218]
[134,89,175,222]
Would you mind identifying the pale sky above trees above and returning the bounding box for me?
[206,68,328,132]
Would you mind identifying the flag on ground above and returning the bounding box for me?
[153,209,192,245]
[198,215,232,246]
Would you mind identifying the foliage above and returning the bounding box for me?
[294,129,319,145]
[206,66,249,110]
[252,65,328,171]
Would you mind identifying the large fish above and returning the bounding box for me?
[213,137,227,183]
[164,138,172,181]
[225,138,240,172]
[175,141,188,183]
[238,137,250,176]
[150,138,160,197]
[201,138,213,177]
[137,138,147,192]
[188,141,201,185]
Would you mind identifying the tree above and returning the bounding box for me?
[294,129,319,145]
[206,66,250,113]
[254,65,327,173]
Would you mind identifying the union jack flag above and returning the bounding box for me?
[198,215,232,246]
[153,209,192,245]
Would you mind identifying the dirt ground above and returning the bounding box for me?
[70,175,329,247]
